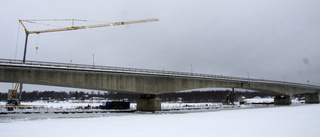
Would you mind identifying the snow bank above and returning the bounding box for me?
[1,104,320,137]
[245,96,274,103]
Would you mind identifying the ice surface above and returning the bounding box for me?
[1,103,320,137]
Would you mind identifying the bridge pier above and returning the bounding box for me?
[137,94,161,112]
[274,95,291,105]
[304,93,320,104]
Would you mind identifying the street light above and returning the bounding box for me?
[190,64,193,74]
[247,71,249,79]
[92,54,94,66]
[70,60,72,64]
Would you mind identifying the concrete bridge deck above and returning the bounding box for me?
[1,58,319,95]
[1,58,320,111]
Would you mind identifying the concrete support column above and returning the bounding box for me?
[305,93,320,104]
[137,94,161,112]
[274,95,291,105]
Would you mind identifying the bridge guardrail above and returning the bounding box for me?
[0,58,319,89]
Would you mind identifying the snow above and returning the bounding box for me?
[245,97,274,103]
[244,97,303,104]
[13,101,107,109]
[1,103,320,137]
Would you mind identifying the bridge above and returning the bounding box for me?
[1,58,320,111]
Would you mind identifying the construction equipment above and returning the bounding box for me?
[7,83,20,105]
[19,18,159,62]
[14,18,159,103]
[222,88,235,105]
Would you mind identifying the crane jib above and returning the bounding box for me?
[21,18,159,34]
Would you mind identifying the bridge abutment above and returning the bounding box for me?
[304,93,320,104]
[137,94,161,112]
[274,95,291,105]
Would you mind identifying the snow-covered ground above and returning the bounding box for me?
[0,101,225,111]
[1,100,319,137]
[244,97,303,104]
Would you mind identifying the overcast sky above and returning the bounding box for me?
[0,0,319,92]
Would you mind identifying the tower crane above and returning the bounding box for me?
[8,18,159,106]
[19,18,159,62]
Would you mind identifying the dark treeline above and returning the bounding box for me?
[0,90,272,103]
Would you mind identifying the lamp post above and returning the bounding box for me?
[247,71,249,79]
[92,54,94,66]
[190,64,193,75]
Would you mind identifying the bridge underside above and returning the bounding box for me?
[1,65,319,111]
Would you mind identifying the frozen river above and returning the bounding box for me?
[1,101,319,137]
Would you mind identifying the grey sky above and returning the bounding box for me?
[0,0,319,92]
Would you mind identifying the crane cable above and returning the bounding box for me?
[35,34,40,54]
[25,19,110,29]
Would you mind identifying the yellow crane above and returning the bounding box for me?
[19,18,159,34]
[19,18,159,62]
[8,18,159,106]
[7,83,20,105]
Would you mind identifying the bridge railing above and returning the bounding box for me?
[1,58,319,89]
